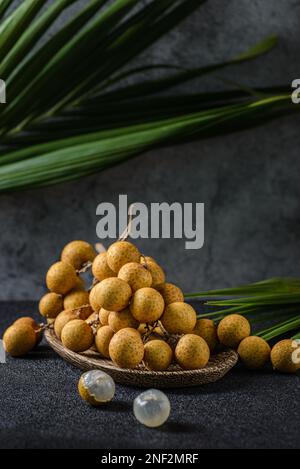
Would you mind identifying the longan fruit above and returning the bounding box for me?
[238,336,271,370]
[118,262,152,292]
[3,323,37,357]
[175,334,210,370]
[141,258,165,287]
[86,312,100,325]
[99,308,111,326]
[109,328,144,369]
[95,325,115,358]
[193,319,218,352]
[78,371,115,406]
[61,319,94,352]
[156,283,184,305]
[217,314,251,348]
[89,278,132,312]
[92,252,116,281]
[271,339,300,374]
[161,302,197,334]
[144,340,173,371]
[130,287,165,323]
[39,293,63,319]
[54,307,92,339]
[108,308,139,332]
[63,289,90,310]
[46,261,78,295]
[106,241,140,273]
[61,240,96,270]
[13,317,42,346]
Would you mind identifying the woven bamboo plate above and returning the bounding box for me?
[45,329,238,388]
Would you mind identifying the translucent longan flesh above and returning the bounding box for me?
[134,389,171,428]
[79,370,115,405]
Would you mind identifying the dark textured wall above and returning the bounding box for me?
[1,0,300,300]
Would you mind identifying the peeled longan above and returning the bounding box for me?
[271,339,300,374]
[118,262,152,292]
[61,240,96,270]
[130,287,165,323]
[107,241,140,273]
[89,278,132,312]
[238,336,271,369]
[141,258,165,287]
[108,308,139,332]
[144,340,173,371]
[109,328,144,369]
[161,302,196,334]
[175,334,210,370]
[217,314,251,348]
[193,319,218,352]
[92,252,116,281]
[63,289,90,310]
[54,306,92,339]
[46,261,78,295]
[3,323,37,357]
[156,283,184,305]
[61,319,94,352]
[95,325,115,358]
[39,292,63,319]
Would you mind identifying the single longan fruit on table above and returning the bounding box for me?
[141,258,165,287]
[130,287,165,323]
[63,289,90,310]
[89,278,132,312]
[217,314,251,348]
[118,262,152,292]
[108,308,139,332]
[13,317,42,346]
[271,339,300,374]
[237,336,271,369]
[61,319,94,352]
[106,241,140,273]
[109,328,144,369]
[54,307,92,339]
[92,252,116,281]
[3,323,37,357]
[175,334,210,370]
[156,283,184,305]
[193,319,218,352]
[46,261,78,295]
[61,240,96,270]
[39,292,63,319]
[95,325,115,358]
[144,340,173,371]
[161,302,197,334]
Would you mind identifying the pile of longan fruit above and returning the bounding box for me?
[3,239,300,374]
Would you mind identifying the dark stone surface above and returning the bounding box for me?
[1,0,300,300]
[0,302,299,449]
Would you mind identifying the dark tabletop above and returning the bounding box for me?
[0,301,299,450]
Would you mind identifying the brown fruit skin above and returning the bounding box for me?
[61,319,94,352]
[217,314,251,348]
[237,336,271,370]
[46,261,78,295]
[271,339,300,374]
[95,326,115,358]
[141,258,165,287]
[156,283,184,305]
[3,324,37,357]
[107,241,140,273]
[109,328,144,369]
[175,334,210,370]
[130,287,165,324]
[161,302,197,334]
[108,308,139,332]
[63,289,90,310]
[99,308,111,326]
[118,262,152,292]
[193,319,218,352]
[39,292,63,319]
[144,340,173,371]
[92,252,116,281]
[13,317,42,346]
[61,240,96,270]
[89,278,132,312]
[54,307,92,339]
